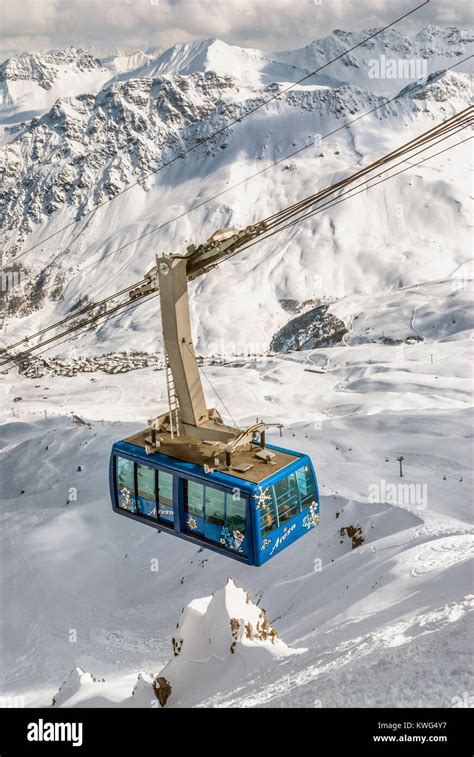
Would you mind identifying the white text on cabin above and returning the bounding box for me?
[270,522,296,555]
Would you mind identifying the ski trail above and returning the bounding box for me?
[411,302,426,341]
[200,597,474,708]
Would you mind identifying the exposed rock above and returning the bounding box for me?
[0,48,106,91]
[152,676,172,707]
[49,579,304,709]
[339,524,365,549]
[271,304,348,352]
[153,577,304,706]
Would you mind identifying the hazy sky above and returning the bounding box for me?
[1,0,472,55]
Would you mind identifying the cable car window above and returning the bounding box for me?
[186,480,204,517]
[158,470,173,506]
[157,470,174,522]
[137,464,156,518]
[116,457,136,513]
[226,493,246,532]
[295,465,316,509]
[259,488,278,535]
[205,487,225,525]
[274,472,300,522]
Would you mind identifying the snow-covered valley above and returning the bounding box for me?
[0,23,472,708]
[1,277,473,707]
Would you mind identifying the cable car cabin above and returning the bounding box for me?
[110,429,320,566]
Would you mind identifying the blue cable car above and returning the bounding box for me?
[110,433,320,566]
[110,245,321,566]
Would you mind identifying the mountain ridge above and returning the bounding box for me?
[0,25,471,358]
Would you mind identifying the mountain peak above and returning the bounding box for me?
[150,577,304,706]
[50,579,305,708]
[0,46,106,89]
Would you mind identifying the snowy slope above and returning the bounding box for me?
[100,49,160,75]
[0,49,111,143]
[275,25,474,94]
[0,91,472,356]
[0,278,472,707]
[110,37,309,86]
[0,24,472,360]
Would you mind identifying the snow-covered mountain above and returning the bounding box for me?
[0,48,110,140]
[0,25,472,710]
[1,303,472,706]
[276,25,473,93]
[110,36,311,86]
[0,25,472,360]
[52,579,303,707]
[99,48,161,75]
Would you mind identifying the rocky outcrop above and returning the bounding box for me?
[271,304,348,352]
[0,48,106,90]
[50,579,305,708]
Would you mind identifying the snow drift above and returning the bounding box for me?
[52,579,304,707]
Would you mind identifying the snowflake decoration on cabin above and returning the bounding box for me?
[186,516,197,531]
[302,502,319,530]
[252,485,272,510]
[260,537,271,551]
[233,529,245,551]
[220,526,245,553]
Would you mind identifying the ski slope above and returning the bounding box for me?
[1,280,472,707]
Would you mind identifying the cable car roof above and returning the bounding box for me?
[123,428,300,485]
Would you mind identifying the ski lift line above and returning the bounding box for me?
[290,121,472,217]
[183,339,239,429]
[272,134,474,242]
[2,293,161,375]
[3,132,468,376]
[263,110,473,228]
[33,53,473,290]
[2,114,470,368]
[243,122,473,257]
[192,110,473,271]
[263,120,474,232]
[256,122,473,239]
[7,54,471,306]
[231,132,473,264]
[4,1,431,267]
[1,293,158,371]
[235,111,473,241]
[0,279,148,354]
[262,107,473,228]
[62,103,472,292]
[72,56,474,260]
[2,113,469,366]
[216,128,473,272]
[0,289,154,368]
[6,132,469,374]
[220,142,471,280]
[239,131,474,259]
